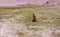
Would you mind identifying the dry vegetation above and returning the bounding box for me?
[0,7,60,37]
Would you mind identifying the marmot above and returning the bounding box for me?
[32,14,36,22]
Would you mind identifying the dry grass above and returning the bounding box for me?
[0,7,60,37]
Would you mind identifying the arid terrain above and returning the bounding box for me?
[0,7,60,37]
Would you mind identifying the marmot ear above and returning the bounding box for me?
[32,14,36,22]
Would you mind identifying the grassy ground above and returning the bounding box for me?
[0,7,60,37]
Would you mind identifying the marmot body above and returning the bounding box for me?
[32,14,36,22]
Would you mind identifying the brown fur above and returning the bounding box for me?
[0,18,2,19]
[32,14,36,22]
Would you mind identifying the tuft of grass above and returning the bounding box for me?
[17,32,24,37]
